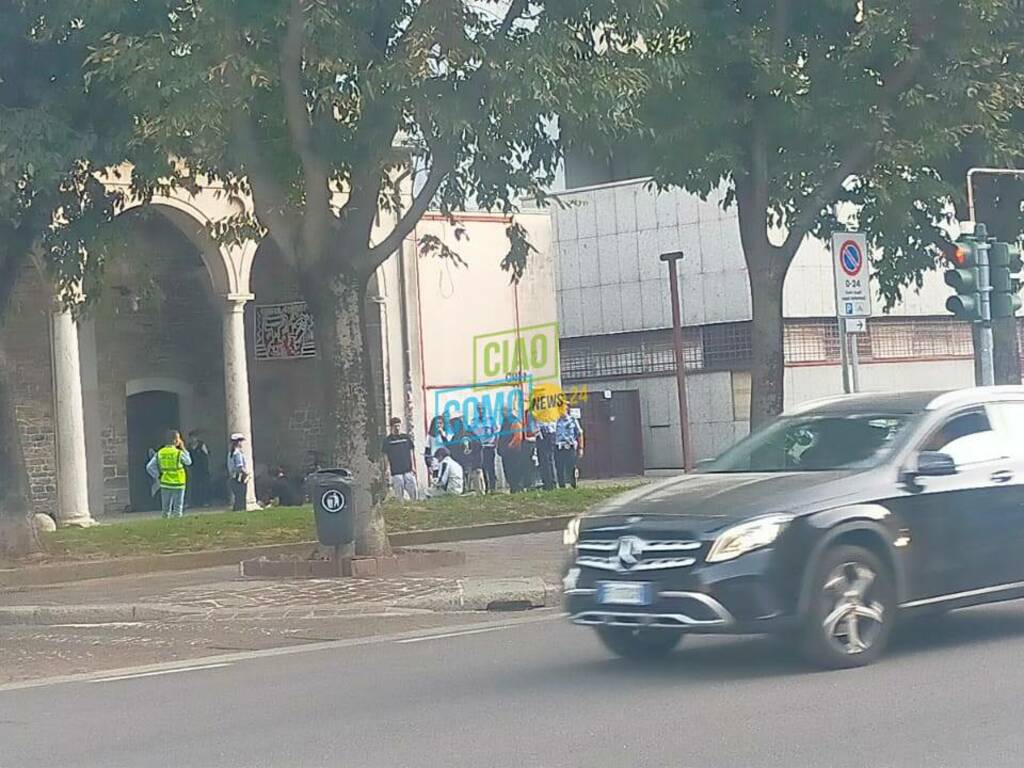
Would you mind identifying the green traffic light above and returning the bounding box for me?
[988,241,1023,319]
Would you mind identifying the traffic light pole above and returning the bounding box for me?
[977,241,996,387]
[966,168,1024,388]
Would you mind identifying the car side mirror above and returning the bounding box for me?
[913,451,958,478]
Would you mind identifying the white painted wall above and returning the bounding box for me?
[410,211,556,428]
[551,177,958,333]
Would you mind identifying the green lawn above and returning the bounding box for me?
[39,485,636,562]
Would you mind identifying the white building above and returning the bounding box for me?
[550,171,982,469]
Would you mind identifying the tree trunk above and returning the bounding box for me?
[309,272,391,557]
[0,251,39,556]
[748,264,787,427]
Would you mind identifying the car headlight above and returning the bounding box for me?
[706,514,793,563]
[563,516,581,547]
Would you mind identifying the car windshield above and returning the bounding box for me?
[703,413,914,473]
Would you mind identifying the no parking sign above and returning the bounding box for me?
[831,232,872,318]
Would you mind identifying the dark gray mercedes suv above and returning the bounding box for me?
[564,387,1024,668]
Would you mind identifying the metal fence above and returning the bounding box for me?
[560,317,977,381]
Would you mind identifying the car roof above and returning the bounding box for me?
[785,386,1024,417]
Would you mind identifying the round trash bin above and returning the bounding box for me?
[307,468,355,547]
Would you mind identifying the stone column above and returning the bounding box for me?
[51,309,94,527]
[222,294,257,509]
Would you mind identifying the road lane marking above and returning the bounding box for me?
[395,626,508,644]
[0,610,561,694]
[90,663,232,684]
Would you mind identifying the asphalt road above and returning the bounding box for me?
[4,602,1024,768]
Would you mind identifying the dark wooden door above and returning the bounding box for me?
[576,390,644,479]
[126,391,181,511]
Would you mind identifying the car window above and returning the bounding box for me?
[986,402,1024,459]
[704,414,911,473]
[920,408,1006,467]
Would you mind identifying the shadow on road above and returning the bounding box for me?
[889,603,1024,658]
[495,602,1024,693]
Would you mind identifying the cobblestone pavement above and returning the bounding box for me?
[1,532,567,683]
[2,532,566,613]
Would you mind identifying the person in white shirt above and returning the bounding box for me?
[428,447,464,496]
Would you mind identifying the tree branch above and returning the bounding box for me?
[367,145,455,268]
[281,0,332,257]
[232,111,301,263]
[780,46,928,257]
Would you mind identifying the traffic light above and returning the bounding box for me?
[989,241,1023,319]
[944,236,984,321]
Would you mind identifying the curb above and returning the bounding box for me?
[0,516,574,589]
[0,604,201,626]
[0,580,564,626]
[395,577,561,612]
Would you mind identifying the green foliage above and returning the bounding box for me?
[0,1,135,307]
[603,0,1024,302]
[84,0,654,281]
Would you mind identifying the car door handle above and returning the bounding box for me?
[991,470,1014,484]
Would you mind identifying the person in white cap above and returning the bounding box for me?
[227,433,249,511]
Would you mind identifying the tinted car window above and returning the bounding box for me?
[704,414,911,473]
[920,408,1005,466]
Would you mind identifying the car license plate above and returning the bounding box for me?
[597,581,652,606]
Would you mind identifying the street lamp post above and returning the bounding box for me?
[660,251,695,472]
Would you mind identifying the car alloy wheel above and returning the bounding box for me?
[821,561,886,656]
[801,544,895,669]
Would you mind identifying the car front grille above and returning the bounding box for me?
[576,537,702,573]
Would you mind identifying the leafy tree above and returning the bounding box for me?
[601,0,1024,424]
[0,1,129,534]
[86,0,649,553]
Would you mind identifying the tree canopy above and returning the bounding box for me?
[583,0,1024,422]
[84,0,653,553]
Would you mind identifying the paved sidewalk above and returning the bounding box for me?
[1,532,566,622]
[1,532,567,684]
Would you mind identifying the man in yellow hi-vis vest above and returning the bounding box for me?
[146,430,193,518]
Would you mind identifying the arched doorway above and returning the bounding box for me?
[125,390,181,511]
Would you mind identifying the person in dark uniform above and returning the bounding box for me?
[186,430,211,508]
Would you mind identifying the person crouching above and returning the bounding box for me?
[428,447,464,497]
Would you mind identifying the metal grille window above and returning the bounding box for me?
[868,319,972,360]
[784,321,841,364]
[560,329,702,380]
[562,317,974,381]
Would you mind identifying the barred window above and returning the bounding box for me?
[562,317,974,382]
[869,319,972,360]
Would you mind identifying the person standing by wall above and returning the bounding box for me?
[227,433,250,511]
[534,415,557,491]
[425,415,448,482]
[474,405,498,493]
[554,405,584,489]
[497,407,526,493]
[383,416,418,503]
[146,430,192,518]
[186,430,211,508]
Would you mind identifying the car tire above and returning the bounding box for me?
[800,544,895,669]
[595,626,683,660]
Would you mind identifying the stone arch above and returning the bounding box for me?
[116,194,237,297]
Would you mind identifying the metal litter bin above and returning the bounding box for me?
[308,468,355,547]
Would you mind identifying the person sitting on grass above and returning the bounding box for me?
[428,447,464,497]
